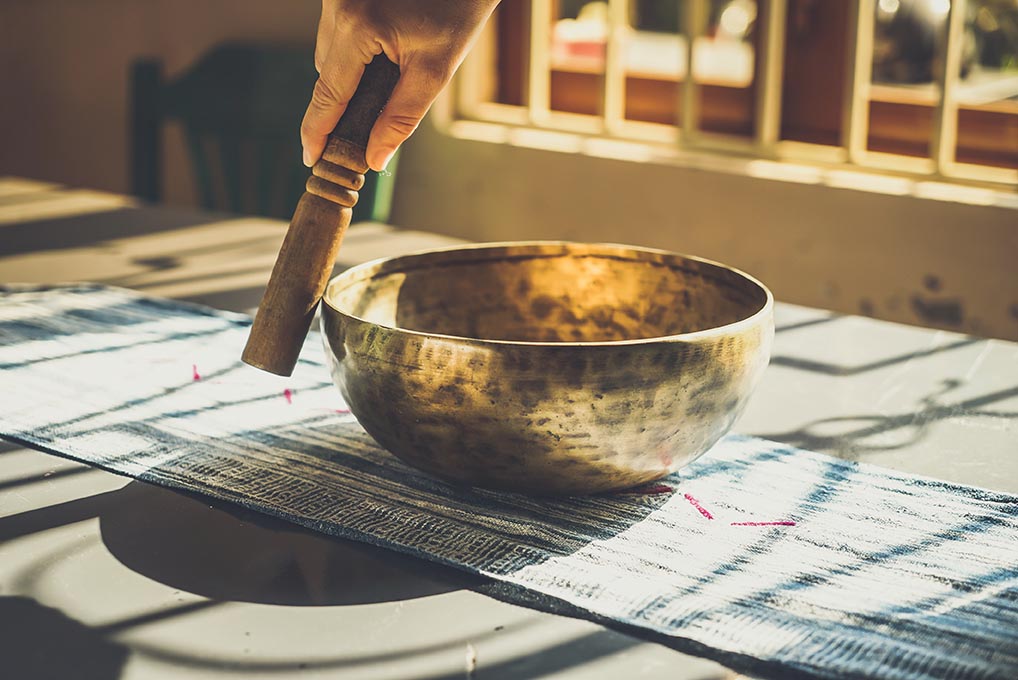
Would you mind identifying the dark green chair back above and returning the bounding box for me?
[129,43,395,221]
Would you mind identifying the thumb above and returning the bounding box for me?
[365,61,450,171]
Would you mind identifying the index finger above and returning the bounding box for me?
[300,40,371,167]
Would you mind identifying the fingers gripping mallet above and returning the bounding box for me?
[242,55,400,376]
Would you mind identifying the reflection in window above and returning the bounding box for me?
[867,0,1018,166]
[550,1,757,87]
[873,0,960,84]
[873,0,1018,97]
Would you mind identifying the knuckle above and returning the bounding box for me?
[418,58,455,86]
[311,76,349,109]
[385,113,421,137]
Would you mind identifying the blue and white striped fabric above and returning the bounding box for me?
[2,284,1016,680]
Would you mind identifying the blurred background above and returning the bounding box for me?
[1,0,1017,338]
[1,1,318,209]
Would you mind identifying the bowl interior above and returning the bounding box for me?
[326,243,769,343]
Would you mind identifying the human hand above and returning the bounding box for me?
[301,0,500,171]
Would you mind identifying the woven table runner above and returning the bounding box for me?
[1,284,1016,680]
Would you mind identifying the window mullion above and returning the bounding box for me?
[680,0,709,145]
[843,0,875,165]
[755,0,788,154]
[527,0,553,125]
[932,0,967,175]
[602,0,629,134]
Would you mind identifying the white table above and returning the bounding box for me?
[2,177,1016,679]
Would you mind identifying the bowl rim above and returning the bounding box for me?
[322,240,774,347]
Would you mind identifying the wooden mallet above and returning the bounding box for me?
[242,54,400,376]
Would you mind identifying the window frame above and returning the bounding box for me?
[457,0,1017,187]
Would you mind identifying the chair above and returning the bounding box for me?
[129,43,396,222]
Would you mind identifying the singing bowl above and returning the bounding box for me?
[321,242,773,495]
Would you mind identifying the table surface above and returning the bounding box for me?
[1,176,1016,680]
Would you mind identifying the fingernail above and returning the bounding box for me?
[302,148,313,167]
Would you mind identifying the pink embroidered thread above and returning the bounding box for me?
[191,364,201,382]
[683,493,714,520]
[730,521,796,526]
[283,388,293,404]
[335,408,350,414]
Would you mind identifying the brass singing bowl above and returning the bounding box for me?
[321,242,773,495]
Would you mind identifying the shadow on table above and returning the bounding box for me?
[0,478,480,608]
[769,337,983,377]
[753,379,1018,458]
[0,587,651,680]
[100,480,481,606]
[0,203,279,314]
[0,596,129,680]
[0,480,667,678]
[0,206,229,258]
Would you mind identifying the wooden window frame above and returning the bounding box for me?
[491,0,1017,171]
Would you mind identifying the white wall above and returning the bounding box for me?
[391,119,1018,340]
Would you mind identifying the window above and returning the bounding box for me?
[456,0,1018,186]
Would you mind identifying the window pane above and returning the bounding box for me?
[550,1,682,122]
[867,0,945,158]
[780,0,850,146]
[867,0,1018,167]
[872,0,949,86]
[697,0,758,136]
[549,1,610,118]
[552,0,609,75]
[701,0,757,88]
[622,0,683,127]
[956,0,1018,168]
[494,1,527,107]
[546,1,757,134]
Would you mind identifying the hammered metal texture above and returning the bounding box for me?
[321,242,773,495]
